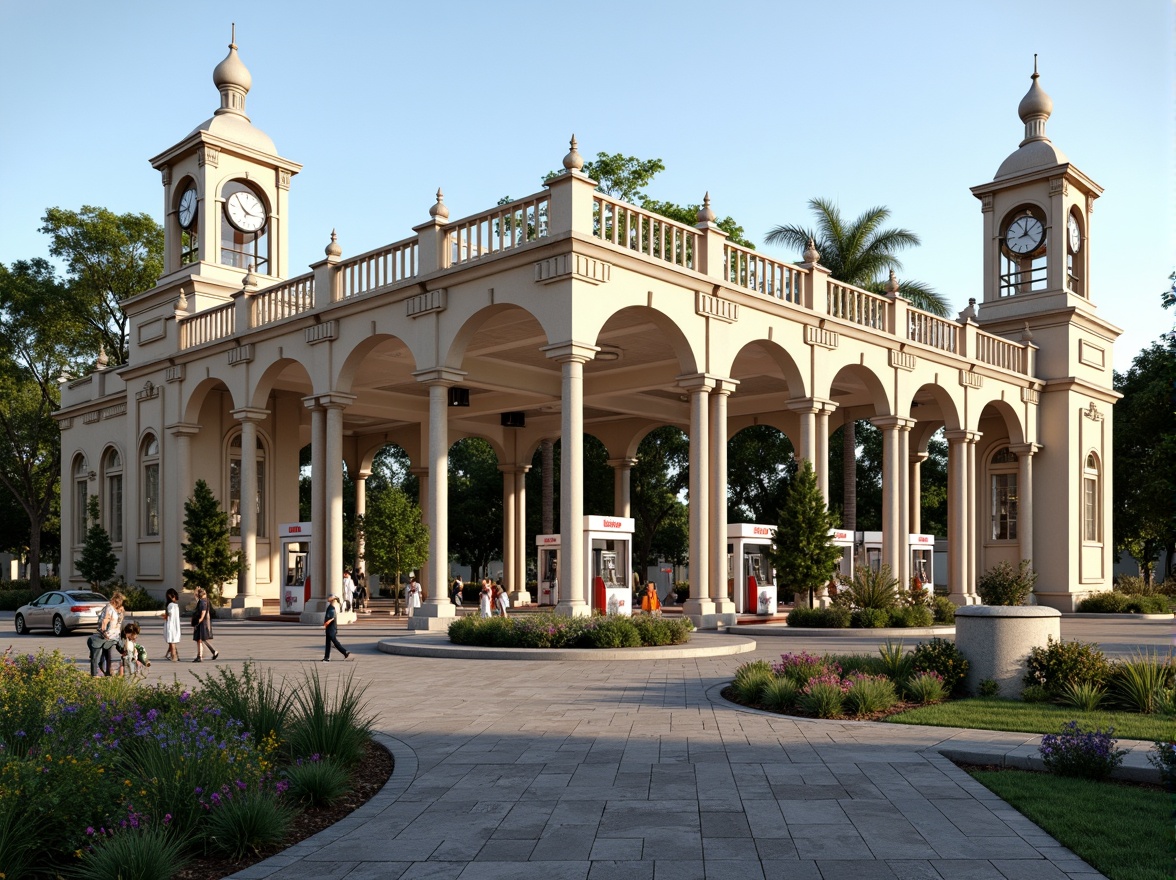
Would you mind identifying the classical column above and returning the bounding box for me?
[909,451,929,535]
[815,404,833,502]
[1011,443,1039,572]
[500,465,516,594]
[301,400,327,623]
[323,395,354,614]
[544,343,597,616]
[231,408,268,615]
[511,466,530,604]
[967,435,979,599]
[897,419,912,590]
[873,417,916,583]
[354,470,368,573]
[541,440,554,535]
[608,457,638,519]
[786,397,834,502]
[410,466,429,522]
[409,373,462,629]
[710,379,737,615]
[945,430,980,604]
[680,374,716,623]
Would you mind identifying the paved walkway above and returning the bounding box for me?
[8,613,1171,879]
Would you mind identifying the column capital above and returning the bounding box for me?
[676,373,716,393]
[872,415,918,431]
[230,407,269,423]
[909,451,930,465]
[411,367,467,386]
[166,421,201,438]
[542,341,598,364]
[607,457,639,469]
[785,396,836,415]
[409,466,429,477]
[944,429,982,444]
[497,464,531,476]
[1009,442,1041,456]
[303,392,357,410]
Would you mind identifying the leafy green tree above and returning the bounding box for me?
[631,427,689,569]
[76,496,117,589]
[766,198,948,539]
[39,206,163,365]
[362,485,429,594]
[0,260,78,588]
[770,459,842,607]
[1114,336,1176,582]
[448,438,504,580]
[649,500,689,569]
[182,479,242,606]
[726,426,795,524]
[524,436,614,542]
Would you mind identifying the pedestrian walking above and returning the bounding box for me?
[322,596,353,662]
[450,576,464,606]
[160,587,181,661]
[354,570,368,613]
[88,591,125,677]
[191,587,218,662]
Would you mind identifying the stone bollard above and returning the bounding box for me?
[954,605,1061,699]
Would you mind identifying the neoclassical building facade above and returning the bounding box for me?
[56,42,1119,624]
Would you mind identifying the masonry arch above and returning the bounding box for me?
[249,356,314,411]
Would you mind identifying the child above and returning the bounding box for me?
[118,621,151,677]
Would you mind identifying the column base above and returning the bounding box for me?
[406,600,456,632]
[683,598,718,630]
[554,600,590,617]
[948,592,980,606]
[508,590,531,606]
[713,598,736,615]
[224,595,263,619]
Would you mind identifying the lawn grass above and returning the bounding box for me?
[967,768,1172,880]
[885,698,1171,741]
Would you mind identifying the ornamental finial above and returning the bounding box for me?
[429,188,449,220]
[885,269,900,295]
[325,228,342,258]
[803,237,820,264]
[696,192,716,224]
[563,135,584,173]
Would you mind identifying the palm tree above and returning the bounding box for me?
[764,197,949,316]
[765,198,949,536]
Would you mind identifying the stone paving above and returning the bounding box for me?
[7,612,1170,879]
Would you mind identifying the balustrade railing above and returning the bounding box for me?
[975,329,1025,373]
[906,307,959,354]
[722,243,803,303]
[179,302,235,349]
[445,193,548,268]
[252,273,316,326]
[593,194,699,270]
[827,281,889,330]
[341,237,418,299]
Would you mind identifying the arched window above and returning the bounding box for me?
[141,434,160,537]
[989,446,1019,541]
[103,448,123,545]
[1083,453,1101,542]
[228,432,267,538]
[73,455,89,546]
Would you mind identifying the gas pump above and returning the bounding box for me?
[279,522,312,613]
[535,534,560,606]
[827,528,855,584]
[909,534,935,595]
[859,531,884,572]
[584,516,634,615]
[727,524,777,615]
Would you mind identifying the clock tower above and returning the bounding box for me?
[148,32,301,294]
[970,61,1121,610]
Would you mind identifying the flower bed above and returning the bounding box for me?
[447,612,692,649]
[0,649,377,880]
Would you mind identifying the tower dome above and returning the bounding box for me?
[994,58,1067,180]
[213,40,252,96]
[186,28,277,155]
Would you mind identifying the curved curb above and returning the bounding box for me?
[376,631,757,661]
[225,731,418,878]
[733,624,955,637]
[1062,612,1174,621]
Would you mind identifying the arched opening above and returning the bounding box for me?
[140,433,160,538]
[102,447,123,545]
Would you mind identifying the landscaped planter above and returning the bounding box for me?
[954,605,1060,699]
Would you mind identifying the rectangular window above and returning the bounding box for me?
[990,473,1018,540]
[1083,477,1098,542]
[144,463,160,536]
[107,474,123,544]
[229,459,266,538]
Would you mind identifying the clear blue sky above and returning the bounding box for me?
[1,0,1171,370]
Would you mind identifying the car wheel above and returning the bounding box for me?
[52,615,67,637]
[14,614,26,635]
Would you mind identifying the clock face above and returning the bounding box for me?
[178,188,198,229]
[224,191,266,233]
[1004,215,1044,255]
[1068,214,1081,253]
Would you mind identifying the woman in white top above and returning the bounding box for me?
[89,592,125,676]
[160,587,181,661]
[478,579,492,617]
[407,578,422,615]
[493,585,509,618]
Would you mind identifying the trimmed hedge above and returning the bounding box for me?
[1076,592,1169,614]
[0,590,38,611]
[447,612,693,648]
